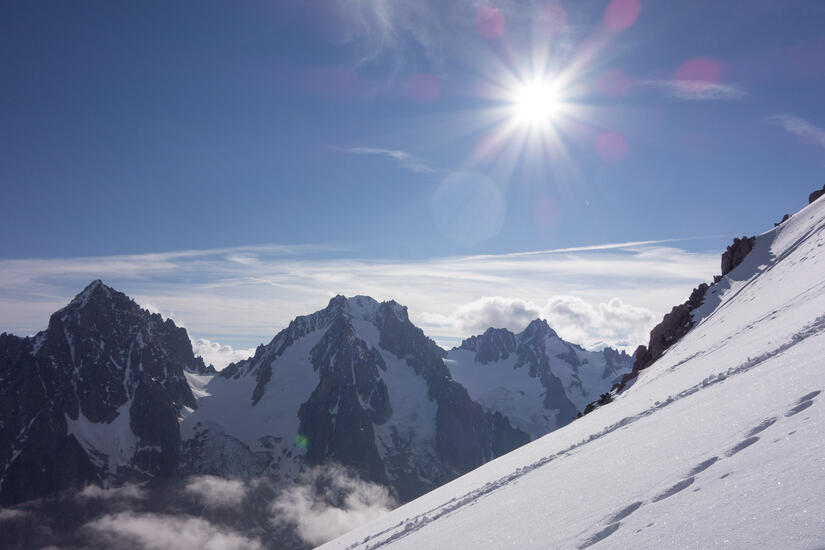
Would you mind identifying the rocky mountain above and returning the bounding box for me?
[180,295,530,501]
[0,280,206,505]
[446,321,633,438]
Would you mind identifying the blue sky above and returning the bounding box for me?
[2,1,825,366]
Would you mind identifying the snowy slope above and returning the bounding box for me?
[447,323,632,438]
[323,198,825,550]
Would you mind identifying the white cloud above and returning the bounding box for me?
[86,512,262,550]
[422,295,656,351]
[0,239,721,354]
[270,465,397,547]
[448,296,541,334]
[769,114,825,150]
[544,295,656,349]
[191,339,255,370]
[343,146,436,174]
[183,476,247,509]
[641,80,745,100]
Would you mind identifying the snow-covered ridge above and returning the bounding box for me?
[447,320,632,438]
[324,196,825,549]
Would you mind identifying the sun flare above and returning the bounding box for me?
[511,81,560,126]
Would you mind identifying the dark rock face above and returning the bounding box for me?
[514,320,579,421]
[458,328,517,364]
[0,281,201,505]
[616,283,709,392]
[298,314,391,484]
[721,236,756,276]
[809,184,825,204]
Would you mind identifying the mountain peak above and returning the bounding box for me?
[323,294,407,323]
[521,318,557,339]
[68,279,117,310]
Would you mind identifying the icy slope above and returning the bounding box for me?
[323,198,825,550]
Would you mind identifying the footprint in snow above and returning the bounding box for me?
[604,501,644,524]
[578,522,622,549]
[786,396,816,417]
[687,456,719,476]
[726,436,760,457]
[745,417,777,437]
[652,477,695,502]
[785,399,814,417]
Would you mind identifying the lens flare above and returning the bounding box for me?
[294,434,309,450]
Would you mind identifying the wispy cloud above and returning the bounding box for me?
[343,146,436,174]
[640,80,745,101]
[768,114,825,150]
[184,476,248,509]
[0,238,722,358]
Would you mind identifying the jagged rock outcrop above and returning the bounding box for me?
[809,184,825,204]
[615,282,710,392]
[0,281,202,505]
[721,236,756,276]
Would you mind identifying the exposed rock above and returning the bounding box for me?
[774,214,790,227]
[721,236,756,276]
[809,184,825,204]
[0,281,202,505]
[458,327,517,364]
[615,283,709,392]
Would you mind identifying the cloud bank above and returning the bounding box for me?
[0,239,722,359]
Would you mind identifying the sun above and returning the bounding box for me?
[511,80,561,126]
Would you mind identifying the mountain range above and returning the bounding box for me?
[0,280,632,510]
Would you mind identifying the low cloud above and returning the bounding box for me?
[641,80,745,100]
[76,484,147,502]
[450,296,541,334]
[769,114,825,150]
[0,508,29,521]
[184,476,247,509]
[343,146,436,174]
[191,339,255,371]
[426,295,656,351]
[544,295,656,349]
[271,465,397,546]
[86,512,263,550]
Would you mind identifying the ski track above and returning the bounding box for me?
[350,317,825,550]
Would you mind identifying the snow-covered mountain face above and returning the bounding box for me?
[0,281,203,505]
[181,295,529,501]
[447,322,633,438]
[323,197,825,549]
